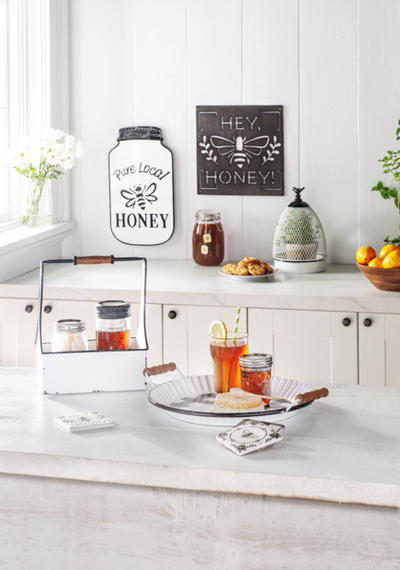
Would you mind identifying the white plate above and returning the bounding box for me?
[218,267,281,281]
[148,374,314,426]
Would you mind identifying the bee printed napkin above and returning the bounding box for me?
[216,419,285,455]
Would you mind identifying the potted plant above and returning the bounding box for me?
[372,118,400,245]
[281,209,320,260]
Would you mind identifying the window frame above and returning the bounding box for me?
[0,0,75,283]
[4,0,70,228]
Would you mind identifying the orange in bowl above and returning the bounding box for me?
[382,249,400,268]
[379,244,400,259]
[356,246,376,265]
[368,257,384,268]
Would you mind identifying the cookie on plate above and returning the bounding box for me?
[259,261,273,274]
[232,265,249,276]
[242,257,259,265]
[223,264,237,274]
[248,263,266,276]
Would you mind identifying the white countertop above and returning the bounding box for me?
[1,259,400,313]
[1,367,399,508]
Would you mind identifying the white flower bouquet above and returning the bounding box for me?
[6,128,83,226]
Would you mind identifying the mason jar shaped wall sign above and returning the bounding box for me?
[108,126,174,245]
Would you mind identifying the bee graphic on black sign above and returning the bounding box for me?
[121,183,158,210]
[210,134,270,169]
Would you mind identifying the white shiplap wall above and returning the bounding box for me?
[66,0,400,264]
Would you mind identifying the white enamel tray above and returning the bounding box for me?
[147,374,314,426]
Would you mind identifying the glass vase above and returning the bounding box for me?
[21,178,53,227]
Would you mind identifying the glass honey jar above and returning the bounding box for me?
[96,300,131,351]
[192,210,225,266]
[239,353,273,404]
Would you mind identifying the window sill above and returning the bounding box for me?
[0,220,77,283]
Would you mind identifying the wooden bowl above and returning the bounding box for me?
[357,262,400,291]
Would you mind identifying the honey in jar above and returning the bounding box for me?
[239,353,273,405]
[96,300,131,351]
[192,210,225,266]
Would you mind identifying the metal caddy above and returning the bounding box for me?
[36,255,148,395]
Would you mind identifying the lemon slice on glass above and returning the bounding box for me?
[209,319,227,339]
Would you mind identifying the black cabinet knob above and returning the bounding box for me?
[363,318,372,327]
[44,305,52,314]
[168,310,177,319]
[25,304,33,313]
[342,318,351,327]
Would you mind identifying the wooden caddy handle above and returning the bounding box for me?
[143,362,176,377]
[74,256,113,265]
[295,387,329,405]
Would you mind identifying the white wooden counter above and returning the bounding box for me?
[1,259,400,313]
[1,368,400,569]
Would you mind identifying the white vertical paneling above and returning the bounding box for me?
[68,0,134,258]
[132,0,187,260]
[300,0,358,264]
[186,0,243,264]
[358,0,400,251]
[67,1,400,264]
[242,0,299,261]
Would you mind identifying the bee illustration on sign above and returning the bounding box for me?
[209,134,270,168]
[120,183,158,211]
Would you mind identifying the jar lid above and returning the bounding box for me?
[54,319,86,333]
[117,126,162,141]
[96,300,131,319]
[239,353,273,369]
[195,210,221,223]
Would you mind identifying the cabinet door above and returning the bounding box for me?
[144,303,163,367]
[163,305,248,376]
[382,314,400,388]
[358,313,385,387]
[248,308,357,384]
[0,298,64,367]
[0,298,37,366]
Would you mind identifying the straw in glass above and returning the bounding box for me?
[233,305,241,339]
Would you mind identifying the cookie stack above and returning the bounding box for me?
[223,257,273,276]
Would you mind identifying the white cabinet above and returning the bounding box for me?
[163,305,248,376]
[248,309,358,384]
[0,298,63,367]
[2,290,400,388]
[0,299,162,368]
[359,313,400,388]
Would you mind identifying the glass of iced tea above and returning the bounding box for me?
[209,332,249,393]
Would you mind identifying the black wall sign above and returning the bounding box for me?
[196,105,284,196]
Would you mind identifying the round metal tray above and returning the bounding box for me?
[147,374,315,426]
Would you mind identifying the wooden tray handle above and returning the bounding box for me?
[74,256,113,265]
[143,362,176,377]
[295,387,329,404]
